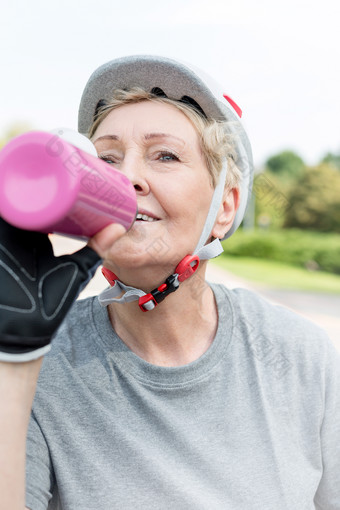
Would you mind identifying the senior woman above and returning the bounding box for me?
[0,56,339,510]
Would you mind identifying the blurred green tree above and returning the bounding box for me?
[283,163,340,232]
[321,152,340,171]
[251,149,305,229]
[265,150,305,179]
[253,170,292,229]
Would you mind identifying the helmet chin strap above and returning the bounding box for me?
[193,161,227,259]
[98,162,227,311]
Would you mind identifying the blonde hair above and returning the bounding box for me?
[88,87,241,190]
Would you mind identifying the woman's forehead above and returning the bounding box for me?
[94,100,200,140]
[94,132,187,149]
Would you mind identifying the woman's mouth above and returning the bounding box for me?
[135,212,160,222]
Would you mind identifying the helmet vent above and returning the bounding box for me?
[151,87,168,98]
[93,98,108,120]
[180,96,207,118]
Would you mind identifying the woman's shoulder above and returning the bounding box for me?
[212,282,335,364]
[212,283,340,400]
[213,282,324,328]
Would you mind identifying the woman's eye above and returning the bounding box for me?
[99,156,116,164]
[159,151,179,162]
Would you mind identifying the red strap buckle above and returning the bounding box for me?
[102,267,118,286]
[175,255,200,283]
[139,294,157,312]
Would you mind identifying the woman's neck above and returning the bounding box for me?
[107,266,218,367]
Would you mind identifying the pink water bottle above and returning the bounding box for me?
[0,130,137,239]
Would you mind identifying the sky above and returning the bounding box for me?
[1,0,340,168]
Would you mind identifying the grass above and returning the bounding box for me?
[213,255,340,294]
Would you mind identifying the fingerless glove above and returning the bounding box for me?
[0,219,102,362]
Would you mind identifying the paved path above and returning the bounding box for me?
[50,235,340,352]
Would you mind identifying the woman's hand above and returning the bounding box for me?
[87,223,126,260]
[0,218,102,362]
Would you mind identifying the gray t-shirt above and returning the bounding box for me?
[25,284,340,510]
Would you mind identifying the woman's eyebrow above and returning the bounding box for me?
[93,134,119,144]
[93,133,186,146]
[144,133,185,145]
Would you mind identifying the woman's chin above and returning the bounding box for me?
[103,223,191,277]
[103,246,169,272]
[103,245,179,283]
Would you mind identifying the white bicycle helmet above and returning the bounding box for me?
[77,55,254,311]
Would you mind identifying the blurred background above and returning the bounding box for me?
[1,0,339,347]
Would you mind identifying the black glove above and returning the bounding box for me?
[0,218,102,362]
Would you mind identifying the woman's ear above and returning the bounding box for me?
[211,187,240,239]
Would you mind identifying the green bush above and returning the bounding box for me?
[222,228,340,274]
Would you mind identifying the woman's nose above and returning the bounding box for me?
[120,156,150,195]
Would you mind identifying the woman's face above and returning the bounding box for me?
[92,100,215,276]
